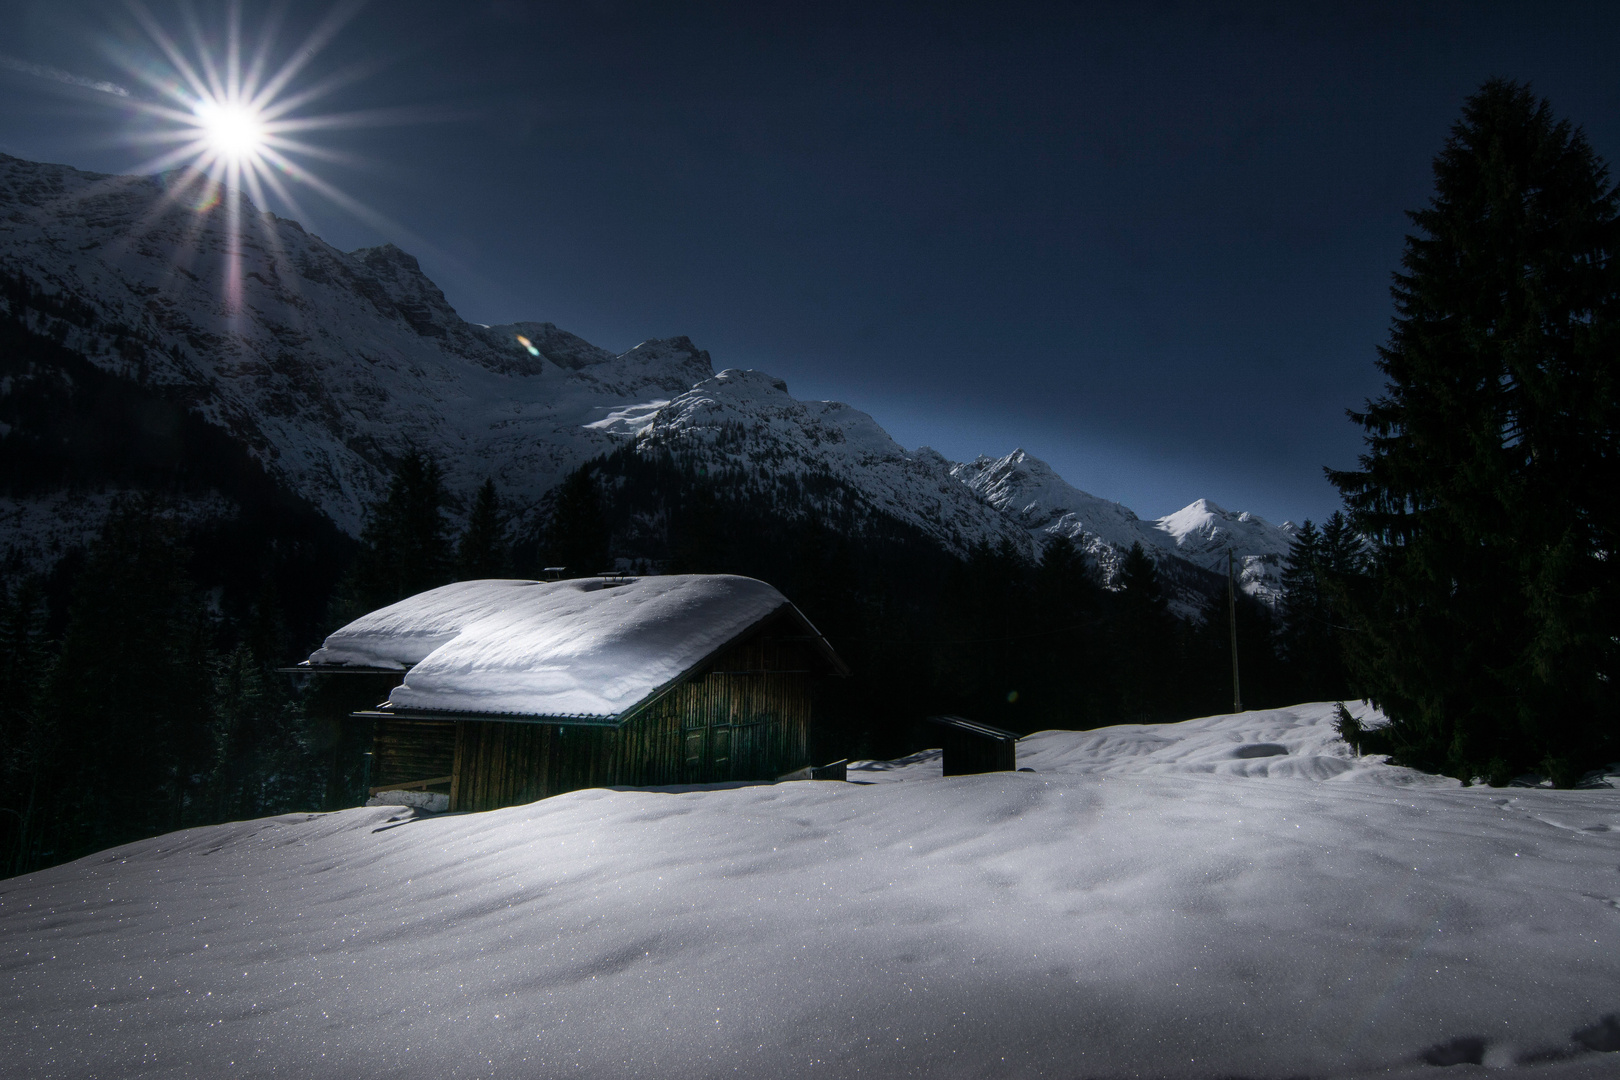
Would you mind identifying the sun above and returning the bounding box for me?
[100,2,410,315]
[194,99,267,164]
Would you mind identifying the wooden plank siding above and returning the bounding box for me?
[371,719,457,792]
[401,613,830,813]
[450,722,622,812]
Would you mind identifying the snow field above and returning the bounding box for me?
[3,703,1619,1079]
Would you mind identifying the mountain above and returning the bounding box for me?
[606,368,1031,557]
[955,450,1295,606]
[0,153,1294,606]
[0,153,709,534]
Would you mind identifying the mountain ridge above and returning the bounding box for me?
[0,152,1296,605]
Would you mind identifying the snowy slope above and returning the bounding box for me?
[0,154,712,533]
[5,702,1619,1080]
[2,152,1290,582]
[618,369,1031,556]
[957,449,1296,602]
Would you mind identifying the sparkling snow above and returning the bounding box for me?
[5,703,1618,1078]
[312,575,792,718]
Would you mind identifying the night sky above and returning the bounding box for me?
[2,1,1617,526]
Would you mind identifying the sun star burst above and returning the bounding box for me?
[194,98,267,164]
[103,1,406,315]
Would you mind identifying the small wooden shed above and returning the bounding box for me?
[925,715,1019,776]
[294,575,847,812]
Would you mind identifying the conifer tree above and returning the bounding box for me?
[206,581,316,822]
[1317,512,1365,579]
[1032,534,1106,729]
[543,464,611,577]
[1280,520,1323,615]
[337,450,454,618]
[41,500,215,857]
[1115,542,1172,722]
[1118,542,1167,616]
[456,478,512,579]
[0,577,53,875]
[1328,80,1619,781]
[1279,520,1350,699]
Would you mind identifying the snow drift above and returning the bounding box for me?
[5,704,1618,1079]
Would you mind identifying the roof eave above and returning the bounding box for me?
[352,705,622,728]
[346,596,849,729]
[278,661,413,675]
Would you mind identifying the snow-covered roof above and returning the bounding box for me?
[308,575,833,721]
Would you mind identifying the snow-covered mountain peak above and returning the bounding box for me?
[604,337,716,393]
[1153,498,1288,552]
[622,370,1030,556]
[0,154,728,531]
[480,321,616,376]
[954,449,1151,551]
[1157,497,1227,539]
[954,449,1145,530]
[950,447,1296,607]
[0,151,1304,603]
[1149,498,1295,606]
[348,242,462,339]
[709,367,790,395]
[642,367,907,460]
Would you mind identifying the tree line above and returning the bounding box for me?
[1,438,1345,876]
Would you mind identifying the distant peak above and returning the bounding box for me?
[1177,498,1225,517]
[352,242,423,274]
[623,336,709,362]
[974,447,1056,479]
[711,368,790,394]
[614,337,716,386]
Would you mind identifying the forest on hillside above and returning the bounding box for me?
[0,393,1355,877]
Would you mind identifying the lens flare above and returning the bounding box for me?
[96,1,418,317]
[515,334,541,357]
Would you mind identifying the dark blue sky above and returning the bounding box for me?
[2,1,1617,525]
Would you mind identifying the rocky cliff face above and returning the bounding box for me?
[0,153,1295,606]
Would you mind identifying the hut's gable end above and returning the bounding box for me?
[624,614,820,786]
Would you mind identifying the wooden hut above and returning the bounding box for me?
[925,715,1019,775]
[293,575,847,812]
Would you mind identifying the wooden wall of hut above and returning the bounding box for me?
[371,719,456,791]
[376,612,827,813]
[450,722,620,812]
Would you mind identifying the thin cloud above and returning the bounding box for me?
[0,54,130,97]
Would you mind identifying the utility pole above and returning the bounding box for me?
[1227,548,1243,713]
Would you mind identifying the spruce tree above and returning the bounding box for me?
[1317,512,1365,579]
[1115,542,1172,722]
[543,465,611,577]
[1328,80,1619,781]
[336,450,454,619]
[0,577,53,875]
[41,500,215,857]
[1279,519,1352,700]
[456,478,512,580]
[1032,534,1106,729]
